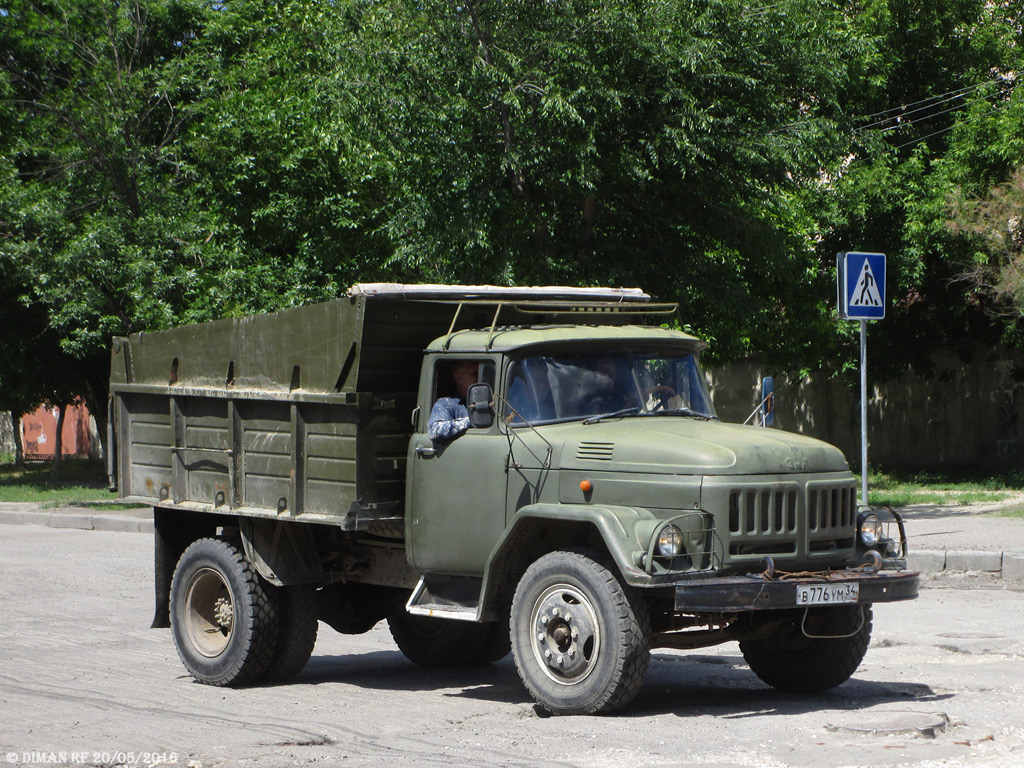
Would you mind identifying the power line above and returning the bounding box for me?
[874,90,1006,136]
[855,81,998,133]
[856,80,994,124]
[893,102,1010,151]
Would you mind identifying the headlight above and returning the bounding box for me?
[858,513,883,548]
[655,524,684,557]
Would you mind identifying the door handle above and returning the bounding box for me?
[415,445,436,458]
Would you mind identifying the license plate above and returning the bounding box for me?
[795,582,859,606]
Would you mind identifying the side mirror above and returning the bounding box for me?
[467,383,494,428]
[760,377,775,427]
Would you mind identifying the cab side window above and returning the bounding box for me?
[427,359,494,441]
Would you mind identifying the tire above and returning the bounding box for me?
[387,611,490,668]
[170,537,279,686]
[740,605,873,693]
[263,585,318,682]
[510,549,651,715]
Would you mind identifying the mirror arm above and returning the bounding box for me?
[494,392,553,469]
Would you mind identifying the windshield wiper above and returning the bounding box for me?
[582,406,642,425]
[645,407,713,421]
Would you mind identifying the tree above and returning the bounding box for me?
[816,0,1024,375]
[307,0,876,363]
[0,254,82,467]
[0,0,237,451]
[3,0,1023,422]
[948,166,1024,314]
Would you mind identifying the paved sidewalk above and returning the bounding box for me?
[897,498,1024,583]
[2,498,1023,581]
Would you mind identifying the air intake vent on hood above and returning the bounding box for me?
[577,441,614,461]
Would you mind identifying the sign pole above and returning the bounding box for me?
[837,251,886,509]
[860,319,868,506]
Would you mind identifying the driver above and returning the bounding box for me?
[587,357,637,413]
[427,360,478,441]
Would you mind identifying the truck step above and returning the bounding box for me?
[406,575,481,622]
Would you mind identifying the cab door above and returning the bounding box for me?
[406,357,508,575]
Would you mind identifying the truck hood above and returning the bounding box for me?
[554,417,849,475]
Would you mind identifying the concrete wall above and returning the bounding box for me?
[707,347,1024,469]
[20,403,94,459]
[0,406,103,461]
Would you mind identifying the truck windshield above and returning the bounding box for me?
[506,351,716,425]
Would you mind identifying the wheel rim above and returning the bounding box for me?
[529,583,600,686]
[184,567,234,658]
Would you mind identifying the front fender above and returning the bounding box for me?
[477,503,661,619]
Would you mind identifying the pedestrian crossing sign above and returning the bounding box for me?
[837,252,886,320]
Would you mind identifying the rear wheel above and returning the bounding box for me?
[169,537,278,686]
[510,549,651,715]
[740,605,873,692]
[263,585,318,682]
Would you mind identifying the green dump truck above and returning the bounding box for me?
[108,283,918,715]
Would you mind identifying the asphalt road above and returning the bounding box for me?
[1,526,1023,768]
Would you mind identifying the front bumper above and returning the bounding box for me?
[672,568,919,613]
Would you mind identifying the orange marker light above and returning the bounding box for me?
[579,480,593,493]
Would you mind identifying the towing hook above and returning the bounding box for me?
[861,550,882,573]
[761,556,775,578]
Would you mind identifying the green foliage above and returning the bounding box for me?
[947,167,1024,314]
[820,0,1024,376]
[1,0,1022,424]
[867,467,1024,507]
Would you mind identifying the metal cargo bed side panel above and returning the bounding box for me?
[116,392,365,519]
[118,393,174,503]
[179,397,231,505]
[302,403,358,515]
[237,400,293,512]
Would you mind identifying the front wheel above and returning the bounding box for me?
[740,605,873,692]
[169,537,279,686]
[510,549,651,715]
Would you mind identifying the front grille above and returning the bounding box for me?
[807,483,857,552]
[721,478,857,563]
[729,488,798,535]
[808,485,856,531]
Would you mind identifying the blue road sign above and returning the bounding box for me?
[837,251,886,320]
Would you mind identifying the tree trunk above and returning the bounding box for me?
[83,374,109,465]
[13,411,25,465]
[51,401,67,478]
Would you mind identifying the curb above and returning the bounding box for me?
[0,508,154,534]
[910,549,1024,584]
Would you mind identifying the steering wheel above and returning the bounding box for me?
[648,384,676,412]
